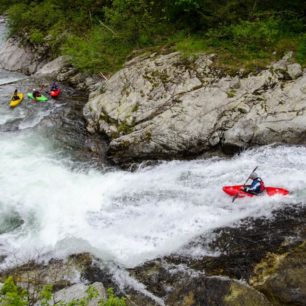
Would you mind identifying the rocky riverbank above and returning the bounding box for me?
[84,51,306,167]
[1,205,305,305]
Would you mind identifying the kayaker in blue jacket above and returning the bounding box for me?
[50,81,59,91]
[243,172,265,195]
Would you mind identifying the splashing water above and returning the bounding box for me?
[0,122,305,268]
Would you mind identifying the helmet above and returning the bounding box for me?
[250,172,258,179]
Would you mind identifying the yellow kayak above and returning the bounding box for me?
[10,93,24,108]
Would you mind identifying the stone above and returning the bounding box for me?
[34,56,72,78]
[287,63,302,80]
[250,242,306,305]
[0,38,45,74]
[53,282,106,305]
[209,132,220,147]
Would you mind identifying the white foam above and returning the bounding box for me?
[0,128,305,268]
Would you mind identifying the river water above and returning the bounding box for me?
[0,22,305,272]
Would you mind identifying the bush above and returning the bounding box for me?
[62,27,133,73]
[296,34,306,65]
[29,30,44,44]
[6,3,28,36]
[0,276,28,306]
[0,276,126,306]
[104,0,168,46]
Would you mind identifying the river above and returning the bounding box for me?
[0,21,305,275]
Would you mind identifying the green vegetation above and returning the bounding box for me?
[0,276,126,306]
[0,0,305,73]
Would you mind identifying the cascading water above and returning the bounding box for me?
[0,21,305,272]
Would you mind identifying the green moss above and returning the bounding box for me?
[117,121,133,135]
[227,89,236,98]
[144,131,152,142]
[224,282,270,306]
[144,69,171,88]
[250,252,287,287]
[182,291,195,306]
[100,113,117,125]
[131,103,139,113]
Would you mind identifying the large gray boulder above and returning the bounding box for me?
[84,52,306,164]
[0,38,46,74]
[34,55,72,79]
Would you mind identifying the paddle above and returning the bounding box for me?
[232,166,258,203]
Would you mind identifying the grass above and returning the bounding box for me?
[173,32,305,75]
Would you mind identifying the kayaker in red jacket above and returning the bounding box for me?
[32,89,41,98]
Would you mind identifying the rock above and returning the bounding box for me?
[84,52,232,164]
[224,281,272,306]
[0,38,46,74]
[84,51,306,165]
[127,206,306,305]
[287,63,302,80]
[53,282,106,305]
[1,253,94,291]
[250,242,306,305]
[209,132,220,147]
[34,56,72,79]
[222,119,256,150]
[166,276,271,306]
[271,58,287,73]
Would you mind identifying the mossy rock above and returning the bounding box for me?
[224,281,271,306]
[250,241,306,305]
[165,275,271,306]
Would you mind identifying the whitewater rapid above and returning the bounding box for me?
[0,117,305,268]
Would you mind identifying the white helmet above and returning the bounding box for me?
[250,172,258,179]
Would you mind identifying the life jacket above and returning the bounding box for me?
[258,178,265,192]
[249,177,265,193]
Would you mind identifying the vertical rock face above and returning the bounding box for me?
[84,52,306,165]
[0,38,47,74]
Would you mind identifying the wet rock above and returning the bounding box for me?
[0,253,94,290]
[128,206,306,305]
[166,276,271,306]
[129,259,271,306]
[250,242,306,305]
[35,86,109,167]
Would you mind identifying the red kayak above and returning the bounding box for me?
[50,88,61,97]
[223,185,289,199]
